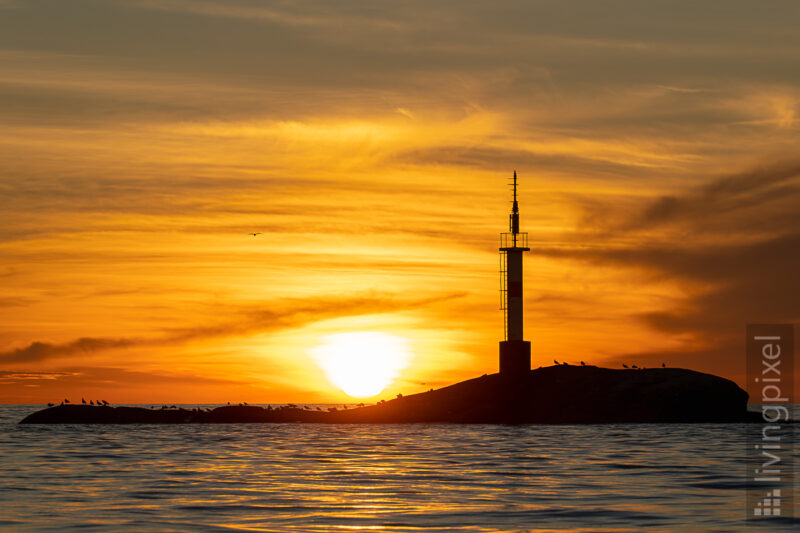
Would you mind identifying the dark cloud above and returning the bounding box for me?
[636,160,800,229]
[0,291,467,365]
[538,160,800,359]
[393,145,667,180]
[0,337,137,364]
[0,296,36,308]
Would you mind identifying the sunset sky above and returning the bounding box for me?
[1,0,798,403]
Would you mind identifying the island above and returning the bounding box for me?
[20,365,756,424]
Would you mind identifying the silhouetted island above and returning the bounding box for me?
[20,365,757,424]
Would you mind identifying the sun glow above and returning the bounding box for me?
[309,332,411,398]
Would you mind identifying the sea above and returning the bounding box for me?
[1,404,798,532]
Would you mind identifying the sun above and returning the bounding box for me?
[309,332,411,398]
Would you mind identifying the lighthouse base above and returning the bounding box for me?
[499,340,531,375]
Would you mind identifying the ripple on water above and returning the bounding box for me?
[1,407,799,532]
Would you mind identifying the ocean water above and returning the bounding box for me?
[1,405,797,532]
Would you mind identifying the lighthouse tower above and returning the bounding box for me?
[499,171,531,375]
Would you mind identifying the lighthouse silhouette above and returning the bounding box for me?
[499,171,531,374]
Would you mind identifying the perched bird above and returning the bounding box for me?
[82,398,87,404]
[102,400,109,406]
[632,364,639,369]
[622,364,629,369]
[562,362,568,366]
[47,402,54,407]
[580,361,586,366]
[64,398,70,404]
[662,363,666,368]
[554,359,560,365]
[248,232,262,237]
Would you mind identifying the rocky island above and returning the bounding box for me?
[20,365,754,424]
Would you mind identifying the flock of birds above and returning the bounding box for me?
[47,398,109,407]
[551,360,667,370]
[46,360,668,410]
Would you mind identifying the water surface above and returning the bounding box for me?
[1,405,797,531]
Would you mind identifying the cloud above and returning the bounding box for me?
[129,0,410,32]
[536,160,800,352]
[0,370,75,381]
[0,338,137,364]
[0,291,467,365]
[0,296,36,308]
[635,159,800,230]
[0,366,243,389]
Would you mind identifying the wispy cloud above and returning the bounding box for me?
[0,292,467,365]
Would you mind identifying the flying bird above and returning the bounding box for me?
[248,232,262,237]
[622,364,629,369]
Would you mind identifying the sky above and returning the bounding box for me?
[1,0,798,403]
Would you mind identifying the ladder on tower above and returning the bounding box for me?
[499,250,508,341]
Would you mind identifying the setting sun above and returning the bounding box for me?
[309,332,411,398]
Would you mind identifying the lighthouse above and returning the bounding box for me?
[499,171,531,375]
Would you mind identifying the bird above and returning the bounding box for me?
[622,364,629,369]
[580,361,586,366]
[562,361,568,366]
[632,364,639,369]
[248,232,262,237]
[82,398,87,404]
[102,400,109,406]
[64,398,70,404]
[662,363,666,368]
[90,400,94,405]
[47,402,54,407]
[554,359,560,365]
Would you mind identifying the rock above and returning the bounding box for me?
[19,366,753,425]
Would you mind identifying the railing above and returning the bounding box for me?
[499,232,528,249]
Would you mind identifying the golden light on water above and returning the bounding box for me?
[309,332,411,398]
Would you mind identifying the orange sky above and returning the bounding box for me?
[1,1,798,403]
